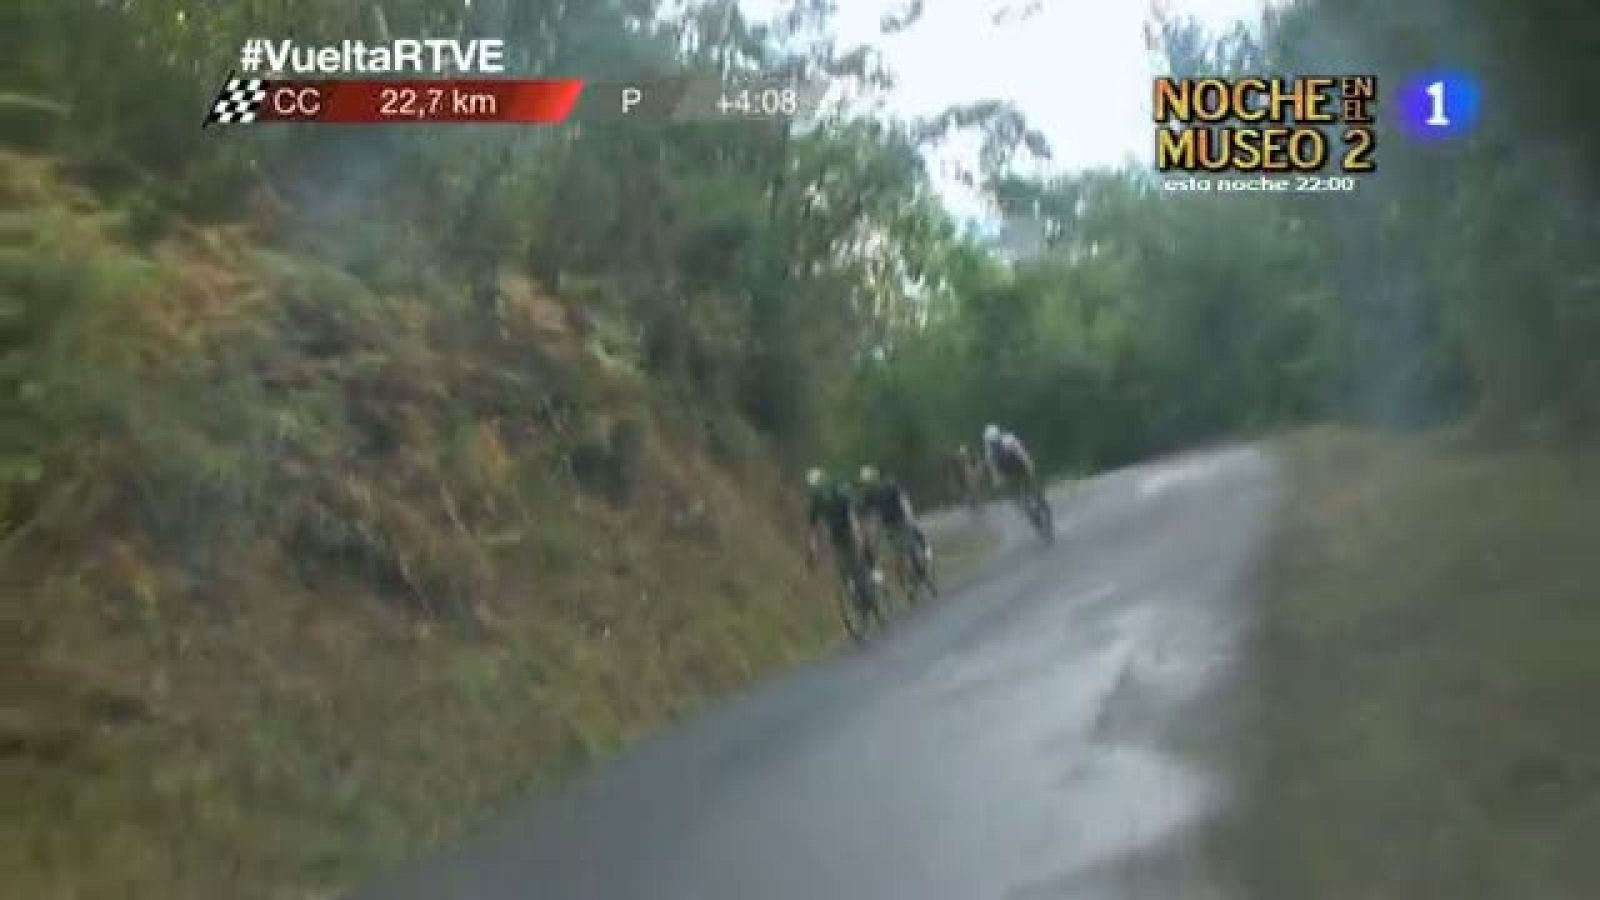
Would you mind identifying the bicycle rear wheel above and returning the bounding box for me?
[1028,491,1055,543]
[837,562,886,643]
[1015,486,1054,543]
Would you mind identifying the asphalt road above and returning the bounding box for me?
[347,445,1283,900]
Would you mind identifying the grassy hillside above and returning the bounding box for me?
[1,151,839,899]
[1241,428,1600,898]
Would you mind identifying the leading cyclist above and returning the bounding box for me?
[981,423,1048,517]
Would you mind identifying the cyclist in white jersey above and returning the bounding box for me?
[981,424,1036,491]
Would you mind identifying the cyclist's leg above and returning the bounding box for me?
[887,523,911,587]
[911,522,931,567]
[829,542,868,638]
[830,536,852,591]
[893,522,915,564]
[832,536,868,604]
[1003,455,1033,504]
[996,460,1017,504]
[898,523,928,588]
[869,547,889,621]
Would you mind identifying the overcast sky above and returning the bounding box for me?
[757,0,1270,219]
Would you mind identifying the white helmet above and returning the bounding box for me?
[805,467,825,488]
[984,423,1001,443]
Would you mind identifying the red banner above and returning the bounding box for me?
[255,79,584,123]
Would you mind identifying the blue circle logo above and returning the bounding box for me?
[1394,72,1481,141]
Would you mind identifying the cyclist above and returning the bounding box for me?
[953,443,983,509]
[982,423,1040,499]
[856,465,933,595]
[805,468,873,598]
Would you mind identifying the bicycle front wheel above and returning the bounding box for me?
[900,532,937,603]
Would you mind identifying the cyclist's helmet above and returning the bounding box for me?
[984,423,1001,443]
[859,465,879,484]
[805,467,826,489]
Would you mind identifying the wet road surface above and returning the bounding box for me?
[347,445,1283,900]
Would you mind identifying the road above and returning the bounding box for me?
[347,445,1283,900]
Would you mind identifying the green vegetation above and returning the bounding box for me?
[4,0,1597,898]
[1246,428,1600,898]
[837,0,1599,493]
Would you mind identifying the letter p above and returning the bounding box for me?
[622,87,642,114]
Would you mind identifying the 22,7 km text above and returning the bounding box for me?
[378,86,498,119]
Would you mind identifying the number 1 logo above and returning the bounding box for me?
[1425,81,1450,126]
[1398,72,1480,141]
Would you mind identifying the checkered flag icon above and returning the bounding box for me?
[206,75,268,125]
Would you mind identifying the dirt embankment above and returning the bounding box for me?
[2,151,837,899]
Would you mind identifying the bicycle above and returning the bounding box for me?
[961,471,984,519]
[1005,474,1054,543]
[956,459,987,519]
[887,524,939,607]
[831,545,888,643]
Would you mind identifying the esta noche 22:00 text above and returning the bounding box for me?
[1162,173,1360,193]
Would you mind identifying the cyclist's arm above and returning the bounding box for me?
[805,502,823,560]
[1015,446,1043,495]
[1015,442,1037,475]
[898,488,917,523]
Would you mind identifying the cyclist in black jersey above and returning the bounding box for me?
[856,465,935,600]
[806,467,887,637]
[856,466,915,533]
[805,468,868,581]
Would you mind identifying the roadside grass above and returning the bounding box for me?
[5,458,841,900]
[929,513,1000,585]
[1242,426,1600,899]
